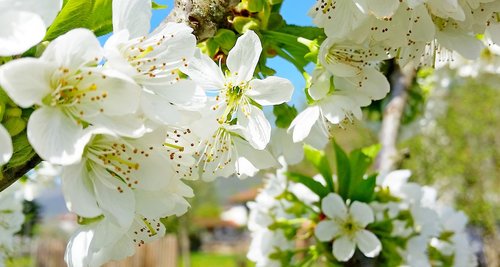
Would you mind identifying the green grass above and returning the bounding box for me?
[180,252,255,267]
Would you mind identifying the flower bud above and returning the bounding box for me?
[3,117,26,137]
[233,17,261,34]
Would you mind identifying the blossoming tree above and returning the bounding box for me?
[0,0,498,266]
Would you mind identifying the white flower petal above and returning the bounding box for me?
[309,68,331,101]
[333,235,356,262]
[92,167,135,228]
[289,105,320,143]
[185,49,225,90]
[65,227,94,267]
[42,28,103,70]
[77,69,141,116]
[87,114,145,138]
[237,105,271,150]
[112,0,152,38]
[141,91,196,126]
[0,10,46,56]
[226,31,262,84]
[14,0,62,26]
[270,128,304,165]
[436,30,484,60]
[233,137,278,171]
[0,58,56,108]
[247,77,293,106]
[350,201,374,227]
[0,125,12,165]
[61,164,102,218]
[148,79,206,107]
[315,220,340,242]
[355,229,382,258]
[322,193,347,220]
[27,107,93,165]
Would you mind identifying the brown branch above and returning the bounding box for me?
[163,0,239,41]
[0,154,40,191]
[376,63,415,176]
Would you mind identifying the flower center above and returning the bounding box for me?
[86,137,154,190]
[341,216,360,236]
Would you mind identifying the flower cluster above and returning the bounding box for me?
[0,0,294,265]
[0,183,25,264]
[289,0,500,145]
[247,158,478,266]
[247,160,320,267]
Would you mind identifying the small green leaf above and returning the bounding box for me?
[333,142,350,199]
[286,172,329,198]
[45,0,94,40]
[304,145,334,193]
[213,29,237,52]
[45,0,114,40]
[273,103,297,128]
[349,149,373,183]
[152,1,167,9]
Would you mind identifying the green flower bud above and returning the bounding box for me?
[3,118,26,137]
[233,17,261,34]
[4,108,22,118]
[246,0,265,12]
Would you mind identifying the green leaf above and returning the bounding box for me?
[286,172,329,198]
[333,142,350,199]
[348,173,377,202]
[88,0,113,36]
[45,0,114,41]
[213,29,237,52]
[349,149,373,184]
[304,145,335,193]
[273,103,297,128]
[152,1,167,9]
[45,0,94,40]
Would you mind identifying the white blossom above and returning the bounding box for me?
[0,29,144,165]
[186,31,294,150]
[314,193,382,261]
[0,0,62,56]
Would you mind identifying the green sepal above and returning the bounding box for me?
[233,17,261,34]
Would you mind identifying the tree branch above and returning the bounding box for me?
[0,154,40,191]
[164,0,239,41]
[376,63,415,176]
